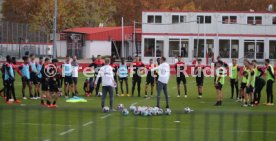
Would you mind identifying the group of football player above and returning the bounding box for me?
[1,54,275,108]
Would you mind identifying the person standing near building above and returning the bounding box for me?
[110,58,119,96]
[175,56,187,98]
[95,58,117,111]
[214,61,226,106]
[118,58,129,96]
[94,55,105,96]
[265,59,275,106]
[29,54,39,99]
[4,55,20,104]
[131,56,144,97]
[144,58,155,98]
[252,60,265,105]
[0,60,7,98]
[237,59,249,102]
[71,56,79,96]
[40,58,50,106]
[18,56,33,99]
[244,62,255,107]
[195,59,205,99]
[63,56,73,98]
[229,59,239,99]
[86,58,96,96]
[48,59,60,108]
[151,57,170,108]
[35,57,44,99]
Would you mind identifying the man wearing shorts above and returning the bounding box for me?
[110,58,119,96]
[63,56,73,98]
[71,56,79,96]
[118,58,129,96]
[238,59,249,102]
[35,57,44,100]
[195,59,205,98]
[29,54,39,99]
[40,58,50,106]
[175,56,187,98]
[244,63,255,107]
[214,61,226,106]
[144,59,155,98]
[18,56,33,99]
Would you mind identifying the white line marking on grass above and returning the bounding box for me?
[233,130,276,134]
[174,121,181,123]
[59,128,75,136]
[17,123,72,127]
[82,121,94,127]
[44,139,49,141]
[131,102,138,106]
[100,114,112,119]
[134,127,177,131]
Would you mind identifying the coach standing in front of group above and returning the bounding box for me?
[151,57,170,108]
[95,58,117,111]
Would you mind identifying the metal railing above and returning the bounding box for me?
[0,105,275,141]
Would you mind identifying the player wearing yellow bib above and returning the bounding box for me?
[265,59,275,106]
[243,63,255,107]
[214,61,225,106]
[238,59,249,102]
[252,60,265,105]
[229,59,239,99]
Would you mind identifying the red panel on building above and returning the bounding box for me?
[64,26,141,41]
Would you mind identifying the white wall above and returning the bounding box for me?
[83,41,111,59]
[142,12,276,35]
[56,41,67,58]
[0,43,53,56]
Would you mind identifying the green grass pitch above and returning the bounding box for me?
[0,74,276,141]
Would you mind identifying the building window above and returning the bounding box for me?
[169,39,189,57]
[194,39,204,58]
[155,16,162,23]
[222,16,237,24]
[205,16,212,24]
[197,16,204,24]
[147,15,162,24]
[219,40,239,58]
[219,40,230,58]
[273,17,276,24]
[197,15,212,24]
[269,40,276,59]
[244,40,255,59]
[247,16,262,25]
[194,39,214,59]
[144,38,155,57]
[147,16,154,23]
[231,40,239,58]
[244,40,264,59]
[169,39,180,57]
[156,40,164,57]
[172,15,186,24]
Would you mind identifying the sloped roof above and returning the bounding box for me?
[64,26,141,41]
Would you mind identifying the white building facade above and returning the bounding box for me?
[141,11,276,64]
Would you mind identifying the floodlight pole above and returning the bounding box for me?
[53,0,57,59]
